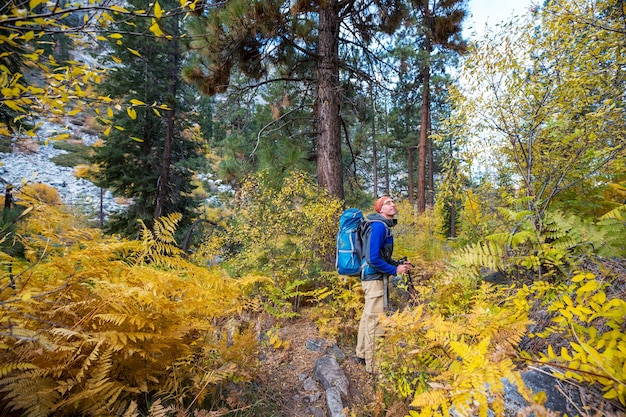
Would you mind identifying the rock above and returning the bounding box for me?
[302,376,318,392]
[504,367,585,416]
[306,338,325,352]
[313,355,349,398]
[0,142,122,219]
[325,344,346,362]
[313,354,350,417]
[307,406,325,417]
[325,386,346,417]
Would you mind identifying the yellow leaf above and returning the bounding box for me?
[22,292,32,301]
[152,108,162,117]
[603,389,618,400]
[128,48,142,57]
[114,125,125,131]
[49,133,70,141]
[104,126,111,136]
[3,100,25,112]
[149,21,164,37]
[130,99,146,106]
[154,1,163,18]
[130,136,144,142]
[533,391,547,404]
[109,5,129,12]
[127,107,137,120]
[109,33,123,39]
[562,294,573,306]
[107,107,114,118]
[22,31,35,42]
[29,0,46,10]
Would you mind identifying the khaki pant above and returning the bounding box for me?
[355,279,385,373]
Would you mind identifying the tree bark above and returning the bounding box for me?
[427,109,434,208]
[154,27,180,219]
[417,6,431,213]
[316,2,344,200]
[408,147,414,203]
[371,84,378,197]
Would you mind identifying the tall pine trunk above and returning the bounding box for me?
[371,84,378,197]
[154,31,180,219]
[408,146,414,203]
[316,2,344,200]
[417,8,431,213]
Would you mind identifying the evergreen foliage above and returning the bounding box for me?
[90,0,201,238]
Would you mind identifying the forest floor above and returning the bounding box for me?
[254,312,408,417]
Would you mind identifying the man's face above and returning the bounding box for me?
[379,199,397,218]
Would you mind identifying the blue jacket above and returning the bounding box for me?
[361,213,399,281]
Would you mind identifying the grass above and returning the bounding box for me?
[50,141,92,167]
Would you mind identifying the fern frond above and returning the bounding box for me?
[454,241,503,271]
[145,399,172,417]
[0,362,38,378]
[410,388,448,409]
[599,203,626,222]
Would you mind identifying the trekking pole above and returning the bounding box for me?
[397,257,416,303]
[383,275,389,310]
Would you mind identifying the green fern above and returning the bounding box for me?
[454,207,625,283]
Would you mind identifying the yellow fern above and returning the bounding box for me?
[0,197,260,416]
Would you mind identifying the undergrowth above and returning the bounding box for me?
[1,171,625,417]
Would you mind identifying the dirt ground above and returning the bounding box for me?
[256,314,389,417]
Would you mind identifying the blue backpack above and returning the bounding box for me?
[336,208,366,276]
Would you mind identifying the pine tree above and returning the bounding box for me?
[412,0,467,212]
[182,0,409,200]
[91,0,200,237]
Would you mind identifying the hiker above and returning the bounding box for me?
[355,196,412,373]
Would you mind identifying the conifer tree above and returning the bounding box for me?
[412,0,467,212]
[182,0,409,200]
[91,0,200,237]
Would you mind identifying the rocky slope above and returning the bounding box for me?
[0,121,121,220]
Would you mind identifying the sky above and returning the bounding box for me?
[463,0,536,39]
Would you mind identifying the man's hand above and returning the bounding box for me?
[396,262,412,275]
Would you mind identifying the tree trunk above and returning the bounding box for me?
[384,145,390,195]
[155,112,174,219]
[408,147,414,203]
[427,111,434,208]
[371,84,378,197]
[417,8,431,213]
[154,32,180,219]
[316,2,344,200]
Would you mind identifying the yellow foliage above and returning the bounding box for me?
[0,203,261,415]
[193,171,343,316]
[377,282,532,416]
[393,204,447,263]
[518,272,626,406]
[18,183,62,205]
[73,163,95,180]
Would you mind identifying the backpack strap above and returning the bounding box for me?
[360,219,391,267]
